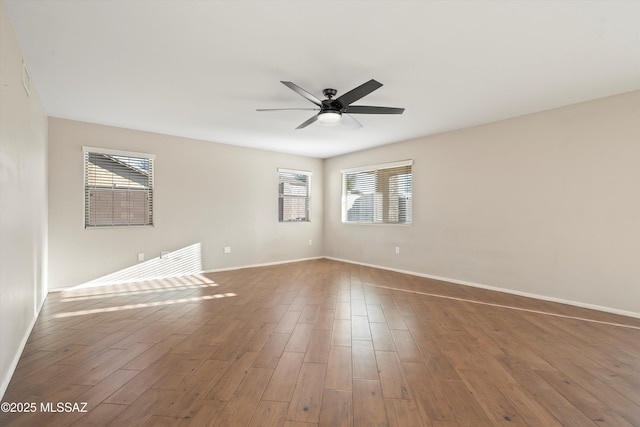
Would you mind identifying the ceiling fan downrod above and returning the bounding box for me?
[322,88,337,99]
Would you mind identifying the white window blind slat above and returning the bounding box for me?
[84,150,154,227]
[278,169,311,222]
[342,161,412,224]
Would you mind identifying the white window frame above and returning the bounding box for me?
[83,146,155,228]
[278,168,312,223]
[341,160,413,225]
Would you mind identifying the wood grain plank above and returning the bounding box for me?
[385,399,429,427]
[254,333,290,368]
[204,352,255,401]
[375,351,410,400]
[299,304,320,324]
[331,319,351,347]
[325,346,352,391]
[390,329,423,363]
[352,340,378,380]
[276,311,302,334]
[108,388,174,426]
[370,323,396,352]
[285,323,314,353]
[353,379,387,427]
[287,362,327,423]
[213,367,274,426]
[263,352,305,402]
[313,308,335,331]
[366,304,387,323]
[70,403,127,426]
[304,329,331,364]
[335,301,351,320]
[351,316,372,341]
[319,389,352,427]
[154,358,230,418]
[176,399,225,427]
[249,401,290,427]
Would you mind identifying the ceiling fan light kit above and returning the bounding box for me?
[258,79,404,129]
[317,111,342,125]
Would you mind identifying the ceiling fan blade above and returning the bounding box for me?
[256,108,320,111]
[281,81,323,106]
[344,105,405,114]
[334,79,383,107]
[341,114,363,129]
[295,114,319,129]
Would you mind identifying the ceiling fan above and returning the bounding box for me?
[257,79,404,129]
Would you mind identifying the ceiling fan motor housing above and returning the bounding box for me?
[321,100,342,114]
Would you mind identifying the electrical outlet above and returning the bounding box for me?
[308,239,312,246]
[138,253,145,261]
[224,246,232,254]
[395,247,400,254]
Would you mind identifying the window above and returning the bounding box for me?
[342,160,412,224]
[278,168,311,222]
[83,146,154,228]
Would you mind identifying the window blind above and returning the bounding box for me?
[83,147,154,227]
[342,160,412,224]
[278,168,311,222]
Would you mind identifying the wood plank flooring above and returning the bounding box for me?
[1,259,640,426]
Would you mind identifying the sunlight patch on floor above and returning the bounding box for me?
[53,292,237,318]
[59,282,220,302]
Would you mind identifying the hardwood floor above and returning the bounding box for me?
[1,259,639,426]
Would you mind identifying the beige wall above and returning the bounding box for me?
[0,0,48,397]
[325,90,640,316]
[48,118,324,290]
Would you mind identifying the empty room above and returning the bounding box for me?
[1,1,639,426]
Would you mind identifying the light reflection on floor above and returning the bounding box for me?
[365,283,640,330]
[53,292,237,318]
[58,273,218,300]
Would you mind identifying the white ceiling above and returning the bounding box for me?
[5,1,640,159]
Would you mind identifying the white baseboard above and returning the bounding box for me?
[0,296,46,400]
[324,257,640,320]
[203,256,325,274]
